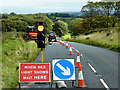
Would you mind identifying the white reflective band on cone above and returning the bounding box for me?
[70,47,72,51]
[77,56,80,62]
[78,71,84,80]
[66,43,68,46]
[56,81,67,88]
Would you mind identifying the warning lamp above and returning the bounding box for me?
[37,24,45,48]
[37,25,44,32]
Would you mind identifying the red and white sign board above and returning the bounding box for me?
[19,63,50,82]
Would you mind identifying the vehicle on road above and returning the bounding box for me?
[26,26,37,40]
[48,32,57,42]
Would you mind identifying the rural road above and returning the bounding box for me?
[20,41,119,89]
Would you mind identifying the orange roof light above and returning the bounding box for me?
[37,25,44,32]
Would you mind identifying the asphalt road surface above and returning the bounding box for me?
[20,41,118,89]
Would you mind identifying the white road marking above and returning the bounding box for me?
[72,47,79,52]
[96,75,101,77]
[80,54,84,59]
[75,49,79,52]
[88,63,97,73]
[100,78,110,90]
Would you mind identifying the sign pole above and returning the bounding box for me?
[41,48,43,63]
[19,82,20,88]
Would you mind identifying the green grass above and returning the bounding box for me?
[75,18,83,20]
[66,27,120,53]
[2,32,40,88]
[0,33,2,89]
[67,39,120,52]
[61,33,72,39]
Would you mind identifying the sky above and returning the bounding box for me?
[0,0,101,14]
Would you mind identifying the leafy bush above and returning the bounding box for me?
[2,32,25,43]
[68,16,117,36]
[2,19,28,32]
[1,13,53,33]
[53,20,68,37]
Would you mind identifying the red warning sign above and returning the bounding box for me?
[19,63,50,82]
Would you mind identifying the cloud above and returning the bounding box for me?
[1,0,101,6]
[1,0,101,13]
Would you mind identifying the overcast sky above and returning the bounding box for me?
[0,0,101,14]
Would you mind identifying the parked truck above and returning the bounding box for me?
[26,26,37,40]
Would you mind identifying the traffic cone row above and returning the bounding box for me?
[58,40,85,88]
[59,40,68,47]
[59,41,73,55]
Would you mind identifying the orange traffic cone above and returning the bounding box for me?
[60,40,62,44]
[57,39,59,42]
[62,40,65,46]
[69,44,73,55]
[76,52,80,67]
[77,60,85,87]
[66,41,68,48]
[61,40,63,45]
[59,40,61,44]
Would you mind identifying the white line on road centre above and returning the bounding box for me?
[88,63,97,73]
[72,47,79,52]
[100,78,110,90]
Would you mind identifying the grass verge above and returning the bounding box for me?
[66,39,120,53]
[66,27,120,53]
[1,32,40,88]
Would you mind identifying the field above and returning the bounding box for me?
[56,17,83,22]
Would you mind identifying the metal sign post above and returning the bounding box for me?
[41,48,43,63]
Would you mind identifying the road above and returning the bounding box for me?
[20,41,118,89]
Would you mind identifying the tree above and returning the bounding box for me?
[2,19,28,32]
[81,1,114,18]
[81,1,115,28]
[81,1,100,18]
[68,16,117,36]
[112,2,120,20]
[53,20,68,37]
[69,20,90,36]
[2,14,9,19]
[10,12,16,16]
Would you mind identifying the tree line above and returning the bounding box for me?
[69,1,120,36]
[50,2,119,36]
[1,12,53,33]
[81,1,120,19]
[1,1,120,37]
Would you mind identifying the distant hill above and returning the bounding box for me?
[65,12,83,16]
[44,11,83,16]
